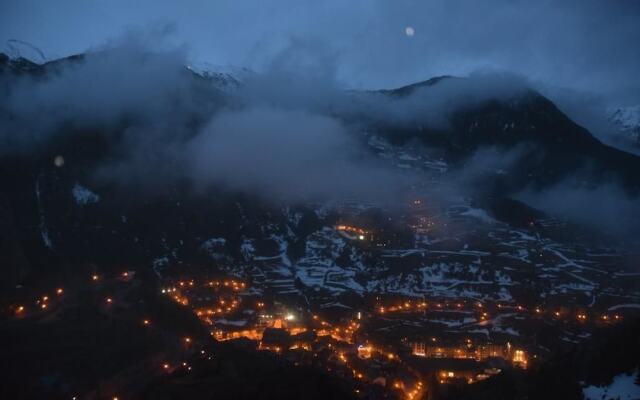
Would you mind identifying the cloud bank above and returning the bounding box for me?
[2,0,638,104]
[1,35,416,203]
[1,32,639,242]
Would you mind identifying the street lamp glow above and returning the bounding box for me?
[54,155,65,167]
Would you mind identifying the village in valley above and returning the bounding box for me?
[5,195,639,399]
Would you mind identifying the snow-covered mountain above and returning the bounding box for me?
[186,60,254,92]
[608,105,640,146]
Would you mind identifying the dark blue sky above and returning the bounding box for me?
[2,0,639,105]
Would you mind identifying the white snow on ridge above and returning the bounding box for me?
[203,237,226,247]
[72,182,100,205]
[290,227,369,295]
[608,303,640,311]
[202,237,227,260]
[240,238,256,261]
[152,256,169,278]
[271,234,292,267]
[497,287,514,302]
[35,175,52,249]
[609,105,640,132]
[460,207,497,224]
[186,61,254,92]
[608,105,640,148]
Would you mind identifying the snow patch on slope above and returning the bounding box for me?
[35,175,52,249]
[72,182,100,205]
[460,207,497,224]
[608,105,640,144]
[583,369,640,400]
[202,237,227,260]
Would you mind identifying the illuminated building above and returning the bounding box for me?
[357,344,373,359]
[410,341,527,367]
[259,327,291,352]
[476,344,508,360]
[335,225,370,241]
[411,343,473,359]
[512,349,528,369]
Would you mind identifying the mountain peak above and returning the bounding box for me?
[608,105,640,145]
[379,75,455,97]
[186,61,255,92]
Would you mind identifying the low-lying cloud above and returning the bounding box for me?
[2,32,639,238]
[1,35,417,203]
[1,33,216,154]
[518,182,640,239]
[349,71,529,130]
[187,106,408,202]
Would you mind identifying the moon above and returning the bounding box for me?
[405,26,415,37]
